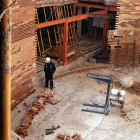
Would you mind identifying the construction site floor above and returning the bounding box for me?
[36,38,102,80]
[11,63,140,140]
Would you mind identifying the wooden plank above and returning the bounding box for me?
[46,94,62,105]
[67,51,75,57]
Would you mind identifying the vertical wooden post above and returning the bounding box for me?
[70,4,77,42]
[62,20,68,66]
[0,0,11,139]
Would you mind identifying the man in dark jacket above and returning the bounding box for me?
[44,57,56,90]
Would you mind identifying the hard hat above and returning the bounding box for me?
[45,57,50,63]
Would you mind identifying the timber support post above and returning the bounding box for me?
[0,0,12,139]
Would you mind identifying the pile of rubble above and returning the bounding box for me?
[56,134,81,140]
[15,90,54,138]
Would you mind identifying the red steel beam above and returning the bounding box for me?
[75,3,105,9]
[68,13,88,23]
[102,18,108,49]
[36,10,107,29]
[36,18,66,29]
[109,6,117,11]
[73,3,76,36]
[73,3,76,16]
[68,10,107,22]
[62,21,68,66]
[102,6,109,49]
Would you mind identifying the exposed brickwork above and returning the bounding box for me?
[11,0,79,109]
[11,0,36,109]
[35,0,78,7]
[108,0,140,67]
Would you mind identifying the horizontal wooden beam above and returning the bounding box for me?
[89,14,116,19]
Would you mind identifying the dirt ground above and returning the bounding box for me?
[11,65,140,140]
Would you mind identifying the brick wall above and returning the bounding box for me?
[11,0,36,109]
[11,0,78,109]
[36,0,78,7]
[108,0,140,67]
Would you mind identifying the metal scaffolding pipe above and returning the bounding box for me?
[0,0,12,139]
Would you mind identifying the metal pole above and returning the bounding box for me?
[133,39,136,68]
[127,44,129,68]
[117,39,119,69]
[0,0,11,139]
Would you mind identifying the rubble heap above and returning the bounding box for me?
[56,134,81,140]
[15,90,54,138]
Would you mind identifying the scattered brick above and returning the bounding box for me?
[56,134,81,140]
[15,127,28,138]
[15,91,54,138]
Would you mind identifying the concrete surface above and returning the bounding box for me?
[11,66,140,140]
[36,47,102,83]
[11,130,23,140]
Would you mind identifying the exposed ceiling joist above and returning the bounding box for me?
[89,13,116,19]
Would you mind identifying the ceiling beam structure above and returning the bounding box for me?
[89,13,116,19]
[78,0,118,6]
[78,0,103,2]
[36,3,117,66]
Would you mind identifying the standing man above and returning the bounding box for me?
[44,57,56,90]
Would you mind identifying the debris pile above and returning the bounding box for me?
[15,90,54,138]
[46,125,60,135]
[56,134,81,140]
[122,108,140,125]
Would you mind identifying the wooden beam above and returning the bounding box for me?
[0,0,12,139]
[89,14,116,19]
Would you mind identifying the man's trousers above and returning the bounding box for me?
[45,75,53,89]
